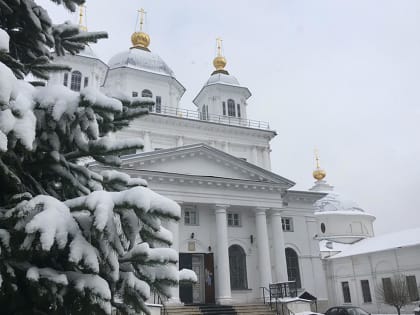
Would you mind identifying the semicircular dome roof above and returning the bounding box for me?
[206,72,240,86]
[108,48,175,76]
[314,192,365,213]
[78,46,98,58]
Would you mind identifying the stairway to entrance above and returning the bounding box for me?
[165,303,278,315]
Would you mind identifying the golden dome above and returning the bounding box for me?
[131,31,150,49]
[313,168,326,181]
[213,56,227,71]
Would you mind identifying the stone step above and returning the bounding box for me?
[165,303,278,315]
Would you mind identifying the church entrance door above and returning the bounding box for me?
[179,253,215,304]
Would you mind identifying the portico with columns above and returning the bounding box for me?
[92,143,328,305]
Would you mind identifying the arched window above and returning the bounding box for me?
[70,71,82,91]
[229,244,248,289]
[201,105,208,121]
[227,99,236,117]
[285,248,301,288]
[142,89,153,98]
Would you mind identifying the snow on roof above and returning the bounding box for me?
[108,48,175,76]
[315,210,375,218]
[329,227,420,259]
[206,72,240,86]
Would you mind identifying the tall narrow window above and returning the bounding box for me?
[406,275,419,301]
[227,99,236,117]
[285,248,301,288]
[202,105,207,120]
[341,281,351,303]
[156,96,161,113]
[382,278,393,303]
[222,101,226,115]
[84,77,89,88]
[63,73,68,86]
[70,71,82,91]
[142,89,153,98]
[237,104,241,118]
[229,245,248,289]
[282,217,294,232]
[361,280,372,303]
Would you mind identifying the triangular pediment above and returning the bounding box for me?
[119,144,295,187]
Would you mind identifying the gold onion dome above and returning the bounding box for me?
[313,168,326,181]
[213,55,227,71]
[131,31,150,49]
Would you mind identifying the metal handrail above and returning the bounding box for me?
[151,290,168,315]
[150,105,270,130]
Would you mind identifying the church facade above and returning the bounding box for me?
[48,18,331,307]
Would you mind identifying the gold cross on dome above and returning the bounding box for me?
[138,8,147,31]
[216,37,223,57]
[78,4,87,31]
[315,148,321,169]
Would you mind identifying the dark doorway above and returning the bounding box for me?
[179,253,215,304]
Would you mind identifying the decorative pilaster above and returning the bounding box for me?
[214,204,232,304]
[270,210,288,282]
[176,136,184,147]
[254,207,273,292]
[166,201,182,305]
[263,147,271,170]
[251,146,258,165]
[143,131,152,152]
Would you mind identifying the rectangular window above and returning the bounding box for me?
[156,96,161,113]
[237,104,241,118]
[148,104,154,112]
[341,281,351,303]
[132,91,138,97]
[406,275,419,301]
[222,102,226,115]
[184,208,198,225]
[282,217,294,232]
[227,213,241,227]
[84,77,89,88]
[361,280,372,303]
[382,277,393,303]
[63,73,68,86]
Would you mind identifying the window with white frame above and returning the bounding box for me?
[282,217,293,232]
[63,73,68,86]
[360,279,372,303]
[70,71,82,91]
[406,275,419,301]
[227,99,236,117]
[227,213,240,227]
[184,207,198,225]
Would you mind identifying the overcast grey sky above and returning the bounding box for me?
[38,0,420,235]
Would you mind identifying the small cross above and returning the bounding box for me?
[138,8,147,31]
[216,37,223,56]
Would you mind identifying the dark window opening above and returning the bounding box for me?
[407,275,419,301]
[63,73,68,86]
[229,245,248,289]
[222,101,226,115]
[285,248,301,288]
[237,104,241,118]
[84,77,89,88]
[70,71,82,91]
[227,99,236,117]
[142,89,153,98]
[321,223,326,233]
[342,281,351,303]
[156,96,161,113]
[132,91,138,97]
[382,277,393,303]
[361,280,372,303]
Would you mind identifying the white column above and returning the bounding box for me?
[271,210,289,283]
[222,141,230,154]
[166,202,181,305]
[143,131,152,152]
[255,207,273,292]
[214,204,232,304]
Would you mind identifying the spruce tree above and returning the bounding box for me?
[0,1,181,314]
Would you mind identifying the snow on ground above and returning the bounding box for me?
[330,226,420,259]
[0,28,9,52]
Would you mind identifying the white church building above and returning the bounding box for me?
[48,9,420,313]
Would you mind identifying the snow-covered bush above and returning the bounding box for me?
[0,1,181,314]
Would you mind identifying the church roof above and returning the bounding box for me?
[206,72,240,86]
[117,143,296,188]
[108,48,175,77]
[329,227,420,259]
